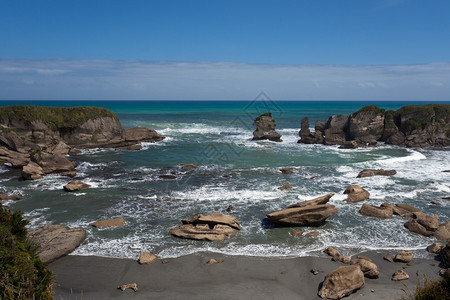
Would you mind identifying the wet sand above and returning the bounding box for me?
[49,250,443,300]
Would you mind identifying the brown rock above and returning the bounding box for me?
[439,268,450,277]
[160,174,177,179]
[138,252,158,264]
[394,250,414,263]
[430,201,441,205]
[182,164,199,169]
[169,212,241,241]
[359,203,393,218]
[61,170,76,177]
[344,185,370,203]
[91,218,126,228]
[383,256,393,263]
[305,231,319,237]
[356,169,396,178]
[324,247,352,264]
[413,212,439,231]
[318,265,365,299]
[118,283,138,292]
[350,256,379,279]
[288,193,335,208]
[278,184,292,190]
[266,204,338,226]
[392,270,409,281]
[324,127,347,145]
[252,113,282,142]
[380,203,413,218]
[205,258,224,265]
[290,229,304,236]
[22,161,44,180]
[280,168,294,174]
[124,127,164,143]
[426,242,444,254]
[0,194,22,201]
[434,221,450,241]
[404,219,434,237]
[395,203,421,213]
[31,151,75,174]
[28,224,87,263]
[63,180,91,192]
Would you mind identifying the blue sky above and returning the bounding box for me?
[1,0,449,100]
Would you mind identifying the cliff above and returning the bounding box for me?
[298,104,450,148]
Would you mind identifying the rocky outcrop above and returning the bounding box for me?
[359,203,393,218]
[318,265,365,299]
[356,169,396,178]
[63,180,91,192]
[267,194,338,226]
[28,224,87,263]
[169,212,242,241]
[252,113,282,142]
[343,185,370,203]
[91,218,126,228]
[298,104,450,148]
[0,105,165,178]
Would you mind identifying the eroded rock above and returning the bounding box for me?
[344,185,370,203]
[139,252,158,264]
[392,270,409,281]
[266,204,338,227]
[356,169,396,178]
[318,265,365,299]
[350,256,379,279]
[359,203,393,218]
[63,180,91,192]
[394,250,414,263]
[252,113,282,142]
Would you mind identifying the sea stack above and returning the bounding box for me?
[252,112,282,142]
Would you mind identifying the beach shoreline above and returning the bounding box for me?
[49,250,443,300]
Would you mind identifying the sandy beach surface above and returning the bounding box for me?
[49,250,443,300]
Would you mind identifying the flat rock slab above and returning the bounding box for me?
[91,218,126,228]
[266,204,338,226]
[357,169,396,178]
[28,224,86,263]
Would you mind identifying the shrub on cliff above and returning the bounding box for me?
[0,204,53,299]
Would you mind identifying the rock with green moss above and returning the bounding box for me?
[253,112,282,142]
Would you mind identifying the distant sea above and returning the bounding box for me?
[1,100,449,259]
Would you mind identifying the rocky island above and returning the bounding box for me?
[299,104,450,148]
[0,105,164,179]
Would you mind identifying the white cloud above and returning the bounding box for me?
[0,59,449,100]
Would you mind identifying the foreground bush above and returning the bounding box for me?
[400,273,450,300]
[0,204,53,299]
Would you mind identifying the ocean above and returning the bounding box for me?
[1,100,449,259]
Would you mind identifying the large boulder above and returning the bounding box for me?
[326,115,350,131]
[22,161,45,180]
[350,256,379,279]
[63,180,91,192]
[324,128,347,145]
[348,106,385,143]
[266,204,338,226]
[28,224,87,263]
[356,169,396,178]
[169,212,242,241]
[318,265,365,299]
[394,250,414,263]
[359,203,393,218]
[252,113,282,142]
[343,185,370,203]
[31,151,75,174]
[434,221,450,241]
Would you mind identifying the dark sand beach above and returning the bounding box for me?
[49,251,442,300]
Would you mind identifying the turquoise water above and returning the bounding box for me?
[1,100,449,258]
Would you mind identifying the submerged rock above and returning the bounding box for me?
[169,212,242,241]
[0,194,22,201]
[278,184,292,190]
[181,164,199,169]
[280,168,294,174]
[318,265,365,299]
[252,113,282,142]
[91,218,126,228]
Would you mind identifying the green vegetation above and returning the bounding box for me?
[399,273,450,300]
[0,105,118,130]
[0,204,53,299]
[352,105,386,116]
[395,104,450,131]
[254,112,273,122]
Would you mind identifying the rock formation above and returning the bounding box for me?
[28,224,87,263]
[298,104,450,148]
[0,105,164,179]
[359,203,393,218]
[91,218,126,228]
[169,212,242,241]
[323,247,351,264]
[343,185,370,203]
[356,169,396,178]
[392,270,409,281]
[138,252,158,264]
[350,256,379,279]
[63,180,91,192]
[318,265,365,299]
[252,113,282,142]
[267,194,338,226]
[394,250,414,263]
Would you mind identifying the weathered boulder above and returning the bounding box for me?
[22,161,45,180]
[350,256,379,279]
[252,113,282,142]
[380,203,414,218]
[426,242,444,254]
[138,252,158,264]
[31,151,75,174]
[392,270,409,281]
[305,231,320,237]
[278,184,292,190]
[404,219,434,236]
[348,106,385,142]
[91,218,126,228]
[395,203,422,214]
[324,247,351,264]
[324,128,347,145]
[356,169,396,178]
[0,130,30,153]
[359,203,393,218]
[124,127,164,143]
[288,193,335,208]
[63,180,91,192]
[266,204,338,227]
[169,212,242,241]
[326,115,350,131]
[413,212,439,231]
[28,224,87,263]
[394,250,414,263]
[343,185,370,203]
[0,146,30,167]
[434,221,450,241]
[318,265,365,299]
